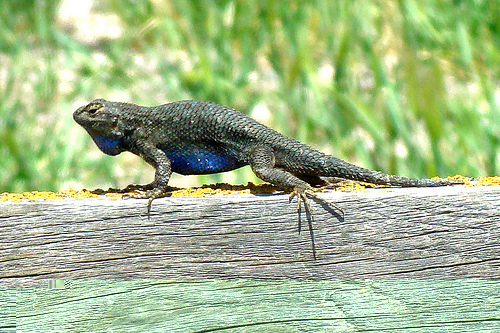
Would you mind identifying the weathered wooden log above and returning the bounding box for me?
[1,185,498,286]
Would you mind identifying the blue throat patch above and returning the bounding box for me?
[93,136,122,155]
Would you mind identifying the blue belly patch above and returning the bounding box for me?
[164,147,242,174]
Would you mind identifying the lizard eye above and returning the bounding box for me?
[85,102,103,116]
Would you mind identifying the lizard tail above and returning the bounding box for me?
[323,157,451,187]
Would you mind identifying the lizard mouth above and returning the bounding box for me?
[72,106,85,124]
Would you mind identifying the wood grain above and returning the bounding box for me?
[4,280,500,332]
[0,185,499,286]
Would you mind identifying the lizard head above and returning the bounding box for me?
[73,99,127,155]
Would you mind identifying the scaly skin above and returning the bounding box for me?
[74,99,462,259]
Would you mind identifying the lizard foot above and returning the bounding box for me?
[289,186,345,260]
[289,186,316,260]
[123,182,156,192]
[306,188,345,218]
[123,188,168,218]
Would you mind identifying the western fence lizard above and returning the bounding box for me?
[74,99,461,259]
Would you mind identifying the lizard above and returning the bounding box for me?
[73,99,462,259]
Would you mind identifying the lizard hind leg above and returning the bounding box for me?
[249,146,319,259]
[249,145,344,259]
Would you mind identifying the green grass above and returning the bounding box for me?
[0,0,499,192]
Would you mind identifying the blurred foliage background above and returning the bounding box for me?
[0,0,499,193]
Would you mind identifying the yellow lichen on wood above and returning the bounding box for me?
[469,176,500,186]
[0,189,122,202]
[442,175,472,185]
[0,176,497,202]
[0,183,277,202]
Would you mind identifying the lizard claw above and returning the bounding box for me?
[289,185,317,260]
[305,189,344,219]
[123,188,167,218]
[289,185,345,260]
[289,186,345,219]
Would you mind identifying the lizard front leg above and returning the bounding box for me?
[125,140,172,214]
